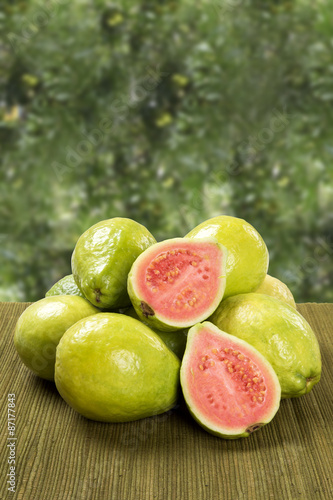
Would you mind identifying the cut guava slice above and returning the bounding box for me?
[128,237,227,332]
[181,322,281,439]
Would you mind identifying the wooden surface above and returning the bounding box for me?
[0,302,332,500]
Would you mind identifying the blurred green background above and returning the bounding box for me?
[0,0,332,303]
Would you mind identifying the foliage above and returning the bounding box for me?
[0,0,332,302]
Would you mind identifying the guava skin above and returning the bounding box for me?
[180,322,281,439]
[14,296,99,380]
[71,218,156,309]
[210,293,321,398]
[45,274,85,298]
[254,274,296,308]
[156,330,188,360]
[124,306,188,359]
[186,215,269,298]
[55,313,181,422]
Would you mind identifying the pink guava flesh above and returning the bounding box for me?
[132,239,225,324]
[182,325,280,436]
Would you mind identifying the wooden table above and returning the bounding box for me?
[0,303,332,500]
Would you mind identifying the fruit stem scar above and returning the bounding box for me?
[95,289,101,303]
[140,301,155,318]
[246,423,264,433]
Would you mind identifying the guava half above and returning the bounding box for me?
[71,218,156,309]
[55,313,180,422]
[210,293,321,398]
[45,274,85,298]
[181,322,281,439]
[128,237,227,332]
[186,215,269,298]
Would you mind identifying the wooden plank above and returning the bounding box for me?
[0,303,332,500]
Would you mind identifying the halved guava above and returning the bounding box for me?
[181,322,281,439]
[128,237,227,332]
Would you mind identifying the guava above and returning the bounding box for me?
[45,274,85,298]
[128,237,227,332]
[254,274,296,308]
[55,313,181,422]
[186,215,269,298]
[210,293,321,398]
[124,306,188,359]
[181,322,281,439]
[71,218,156,310]
[14,296,98,380]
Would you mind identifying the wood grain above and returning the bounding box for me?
[0,302,332,500]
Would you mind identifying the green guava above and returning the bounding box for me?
[55,313,181,422]
[181,322,281,439]
[254,274,296,308]
[45,274,85,298]
[127,237,227,332]
[210,293,321,398]
[14,296,98,380]
[186,215,269,298]
[71,217,156,309]
[124,306,188,359]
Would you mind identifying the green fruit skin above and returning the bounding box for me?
[14,296,99,380]
[181,322,281,439]
[254,274,296,308]
[210,293,322,398]
[186,215,269,298]
[157,330,188,360]
[124,307,188,359]
[45,274,85,298]
[72,218,156,310]
[55,313,181,422]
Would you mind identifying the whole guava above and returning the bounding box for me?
[186,215,269,298]
[72,218,156,309]
[14,296,98,380]
[210,293,321,398]
[124,306,188,359]
[45,274,85,298]
[254,274,296,308]
[55,313,181,422]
